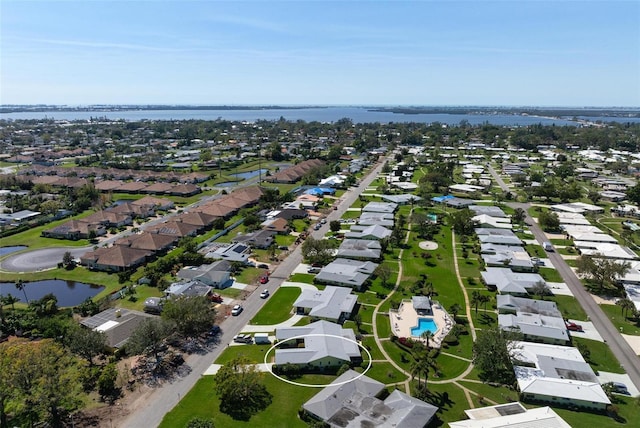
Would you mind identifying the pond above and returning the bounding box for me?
[230,169,269,180]
[213,181,241,188]
[0,246,27,256]
[0,280,105,307]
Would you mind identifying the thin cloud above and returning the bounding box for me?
[19,37,186,53]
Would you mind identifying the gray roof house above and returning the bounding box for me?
[344,224,392,241]
[177,261,233,289]
[362,201,398,213]
[475,228,518,237]
[315,258,379,290]
[480,243,526,254]
[274,321,361,367]
[481,250,535,272]
[511,341,610,410]
[469,205,508,218]
[232,230,276,249]
[381,194,422,205]
[481,267,545,295]
[479,234,523,246]
[303,370,437,428]
[293,286,357,323]
[499,312,569,345]
[80,308,153,348]
[336,239,382,261]
[164,280,212,298]
[497,295,562,317]
[358,212,395,227]
[207,243,250,263]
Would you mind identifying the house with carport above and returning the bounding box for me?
[293,286,357,323]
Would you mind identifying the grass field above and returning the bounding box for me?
[250,287,300,325]
[572,337,625,374]
[599,304,640,336]
[159,374,337,428]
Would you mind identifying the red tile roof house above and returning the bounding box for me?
[114,231,178,253]
[107,202,156,219]
[194,202,234,219]
[146,221,200,237]
[54,177,89,189]
[141,182,174,194]
[42,220,106,240]
[80,246,153,272]
[95,180,124,192]
[82,210,133,228]
[262,217,291,234]
[180,172,210,183]
[265,159,325,183]
[131,196,175,211]
[175,211,217,229]
[116,181,148,194]
[170,183,201,197]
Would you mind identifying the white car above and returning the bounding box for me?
[260,289,269,299]
[231,305,243,316]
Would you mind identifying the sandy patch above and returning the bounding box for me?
[592,294,618,305]
[419,241,438,250]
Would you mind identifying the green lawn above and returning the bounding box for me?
[0,214,95,250]
[215,344,275,365]
[525,244,546,258]
[116,285,164,311]
[288,273,316,284]
[554,395,640,428]
[551,295,589,321]
[571,337,625,374]
[356,291,385,305]
[234,267,262,284]
[417,381,471,424]
[458,380,517,404]
[250,287,300,325]
[361,362,408,384]
[159,374,336,428]
[599,304,640,336]
[538,267,564,283]
[217,287,243,298]
[274,234,296,247]
[376,312,392,338]
[381,340,413,370]
[433,353,472,380]
[355,304,374,324]
[360,336,385,360]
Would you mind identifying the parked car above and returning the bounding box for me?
[311,262,323,268]
[320,218,327,224]
[314,224,322,230]
[231,305,243,316]
[259,275,269,284]
[260,289,270,299]
[233,334,253,343]
[307,267,320,274]
[278,246,289,250]
[257,263,269,269]
[208,325,222,336]
[611,382,630,395]
[209,293,223,303]
[565,322,583,332]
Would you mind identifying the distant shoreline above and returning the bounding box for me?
[1,105,639,118]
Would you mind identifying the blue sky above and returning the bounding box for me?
[1,0,639,106]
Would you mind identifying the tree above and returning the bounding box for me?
[421,330,434,349]
[329,220,341,232]
[97,363,120,403]
[212,217,226,230]
[616,298,635,319]
[531,281,550,300]
[353,313,363,333]
[450,209,477,236]
[471,291,482,314]
[127,318,175,358]
[626,183,640,205]
[375,263,392,288]
[2,339,83,427]
[186,417,215,428]
[214,356,272,421]
[162,296,215,337]
[15,279,28,304]
[301,236,338,266]
[473,327,520,386]
[65,323,107,367]
[62,251,74,268]
[448,303,461,321]
[576,254,630,293]
[511,208,526,225]
[537,210,561,232]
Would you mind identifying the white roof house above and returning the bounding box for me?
[336,239,382,260]
[449,402,571,428]
[551,202,604,214]
[475,228,517,237]
[469,205,508,218]
[496,295,562,317]
[315,258,379,290]
[293,286,358,322]
[481,267,545,295]
[482,250,535,272]
[275,321,360,366]
[499,312,569,344]
[510,341,610,410]
[303,370,438,428]
[362,201,398,213]
[576,242,638,259]
[358,212,395,227]
[478,235,523,246]
[566,232,617,243]
[473,214,512,229]
[555,212,592,226]
[344,224,392,240]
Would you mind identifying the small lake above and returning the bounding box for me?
[0,246,27,256]
[214,181,241,188]
[230,169,269,180]
[0,280,104,307]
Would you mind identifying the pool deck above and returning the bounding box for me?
[390,299,454,348]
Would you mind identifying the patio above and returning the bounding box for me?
[389,298,454,348]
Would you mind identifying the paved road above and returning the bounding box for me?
[512,202,640,391]
[488,163,640,388]
[120,157,386,428]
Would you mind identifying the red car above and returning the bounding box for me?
[259,275,269,284]
[566,322,583,332]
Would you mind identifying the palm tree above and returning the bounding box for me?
[3,294,20,310]
[471,291,481,314]
[480,294,491,312]
[616,298,635,319]
[449,303,461,321]
[421,330,434,349]
[15,279,28,303]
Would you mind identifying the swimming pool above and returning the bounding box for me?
[410,317,438,337]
